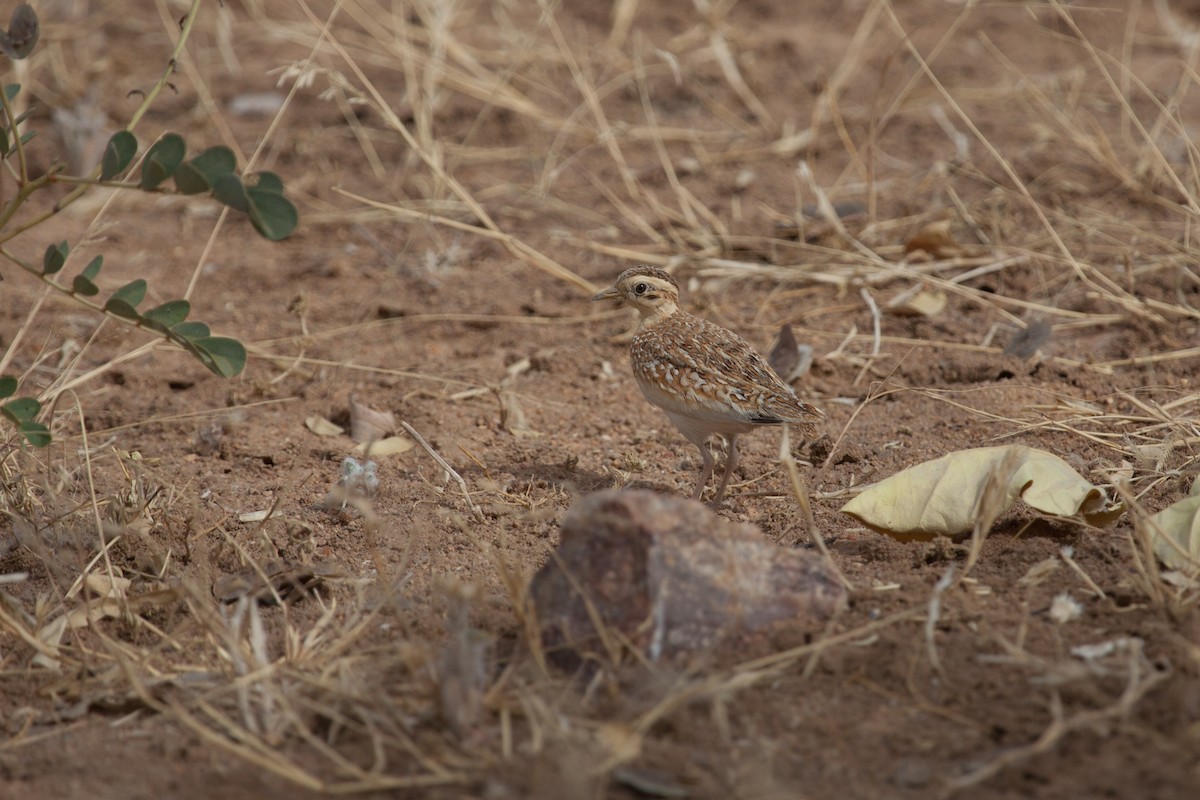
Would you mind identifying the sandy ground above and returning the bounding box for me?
[2,1,1199,798]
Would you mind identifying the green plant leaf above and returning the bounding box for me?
[72,255,103,296]
[140,132,186,190]
[247,189,298,241]
[2,396,39,420]
[3,83,18,101]
[0,5,39,60]
[247,171,284,194]
[80,254,102,281]
[101,131,138,180]
[104,298,140,320]
[142,299,190,328]
[109,279,147,308]
[72,275,99,296]
[0,126,8,156]
[174,146,237,195]
[0,376,16,399]
[211,173,249,212]
[172,321,211,339]
[18,420,50,447]
[42,241,69,275]
[190,336,247,377]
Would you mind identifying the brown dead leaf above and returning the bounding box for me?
[1004,320,1052,359]
[499,391,540,437]
[349,396,396,443]
[497,356,540,436]
[768,324,814,383]
[904,219,966,259]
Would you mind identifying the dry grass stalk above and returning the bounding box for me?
[780,424,852,592]
[399,420,485,522]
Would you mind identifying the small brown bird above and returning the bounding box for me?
[593,265,822,503]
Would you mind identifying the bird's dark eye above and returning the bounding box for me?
[634,283,649,295]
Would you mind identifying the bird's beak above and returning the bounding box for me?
[591,286,620,302]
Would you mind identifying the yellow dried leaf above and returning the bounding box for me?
[840,445,1120,541]
[1148,495,1200,572]
[305,415,344,437]
[904,219,966,259]
[886,287,947,318]
[67,598,124,629]
[84,573,131,598]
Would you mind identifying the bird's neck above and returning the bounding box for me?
[638,300,679,327]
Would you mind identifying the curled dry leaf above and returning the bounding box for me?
[67,599,125,629]
[65,573,133,628]
[1147,495,1200,572]
[349,396,396,443]
[499,390,540,437]
[66,571,130,600]
[1004,320,1052,359]
[497,357,540,436]
[33,614,68,670]
[768,324,814,383]
[305,414,344,437]
[840,445,1122,541]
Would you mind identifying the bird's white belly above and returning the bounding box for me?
[635,375,762,440]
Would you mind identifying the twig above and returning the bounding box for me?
[925,565,954,678]
[400,421,485,522]
[853,287,882,386]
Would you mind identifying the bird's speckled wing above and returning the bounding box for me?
[630,311,820,432]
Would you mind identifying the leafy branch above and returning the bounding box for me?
[0,2,298,447]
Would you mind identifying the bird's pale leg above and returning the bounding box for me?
[712,434,739,504]
[692,441,715,500]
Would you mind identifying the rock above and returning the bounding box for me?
[529,490,847,662]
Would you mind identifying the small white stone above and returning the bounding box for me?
[1049,591,1082,624]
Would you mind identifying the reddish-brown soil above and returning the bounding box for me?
[2,1,1199,798]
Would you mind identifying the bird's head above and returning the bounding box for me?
[591,266,680,318]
